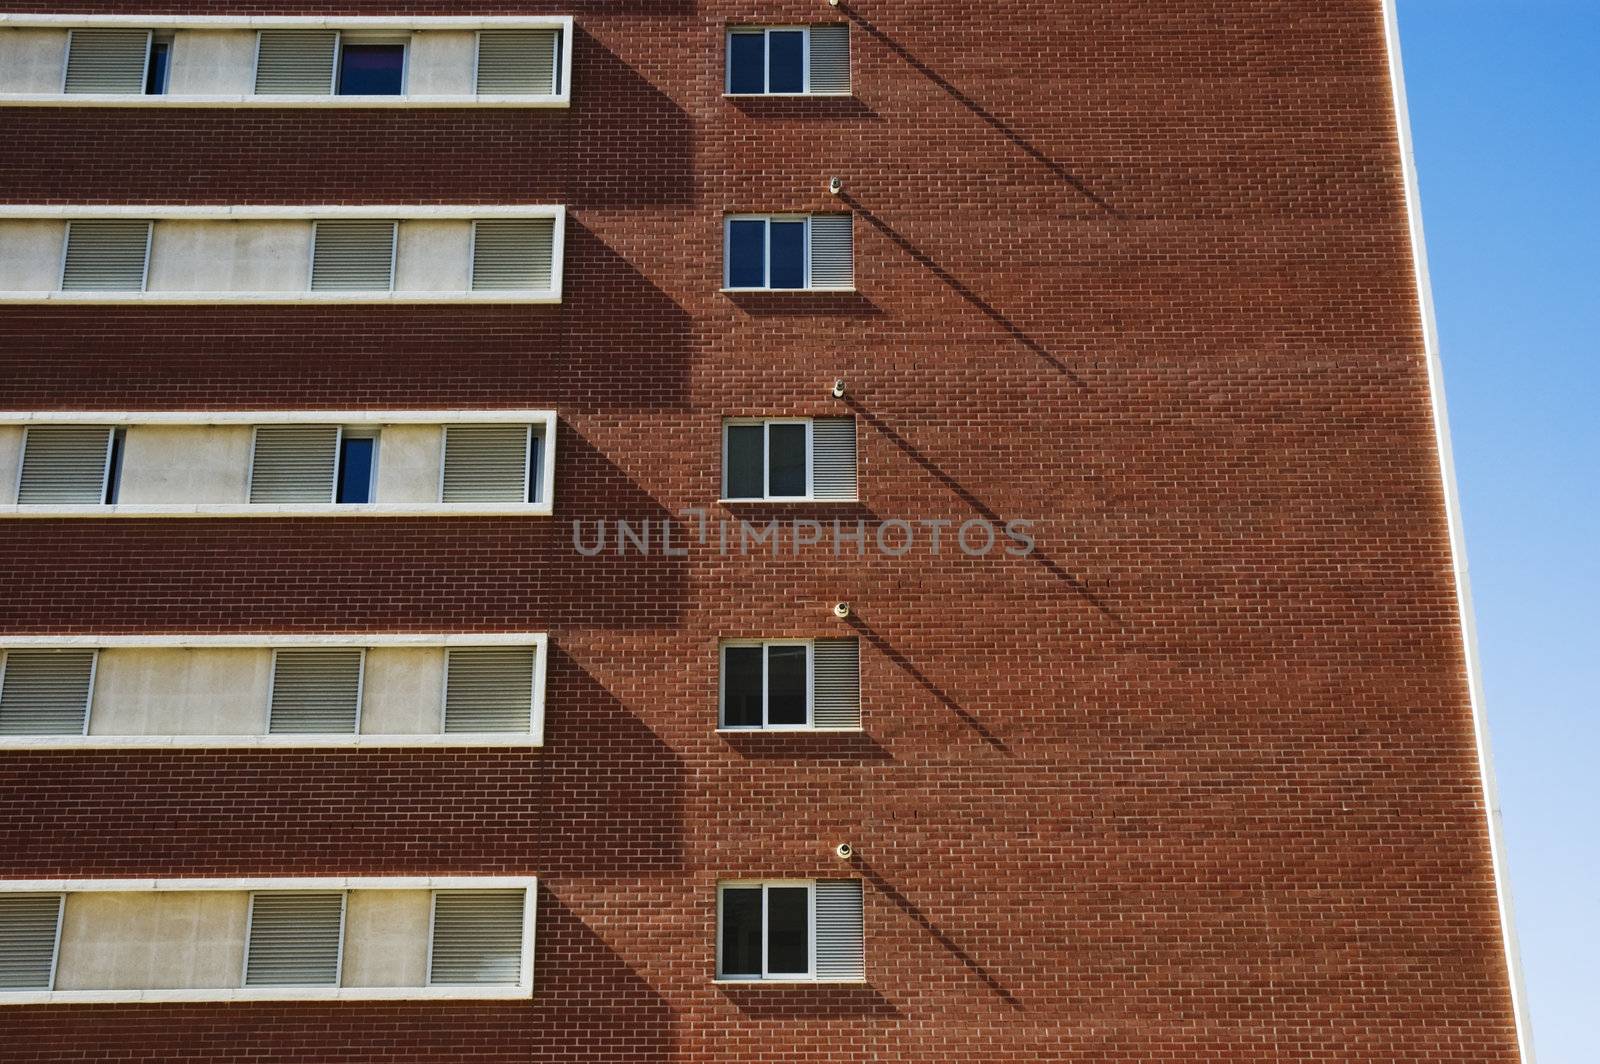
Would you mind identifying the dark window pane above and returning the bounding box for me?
[728,32,765,94]
[767,423,808,497]
[769,221,806,289]
[727,220,767,288]
[766,645,808,725]
[720,888,763,976]
[104,430,125,504]
[767,887,809,974]
[725,425,765,499]
[145,41,170,94]
[768,30,805,93]
[336,437,374,504]
[338,44,405,95]
[723,646,764,727]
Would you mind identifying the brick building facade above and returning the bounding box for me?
[0,1,1530,1061]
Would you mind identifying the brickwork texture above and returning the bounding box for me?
[0,1,1522,1060]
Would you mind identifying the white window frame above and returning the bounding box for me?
[724,26,811,96]
[721,418,814,501]
[0,205,565,305]
[0,877,536,1005]
[0,633,547,750]
[715,880,817,981]
[0,15,572,108]
[1,410,557,518]
[723,214,812,291]
[718,639,814,731]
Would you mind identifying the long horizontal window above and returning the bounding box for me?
[716,880,864,982]
[0,878,535,1003]
[722,417,857,501]
[724,214,854,292]
[0,635,547,749]
[0,207,565,303]
[0,411,557,517]
[719,638,861,731]
[0,17,570,106]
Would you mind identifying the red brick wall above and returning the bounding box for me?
[0,1,1521,1060]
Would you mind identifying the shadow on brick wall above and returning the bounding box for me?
[560,219,692,410]
[838,3,1122,219]
[719,981,900,1018]
[0,888,673,1063]
[719,730,892,762]
[845,398,1123,625]
[844,616,1011,757]
[569,29,693,210]
[840,194,1089,388]
[0,660,682,877]
[856,858,1022,1009]
[534,647,685,874]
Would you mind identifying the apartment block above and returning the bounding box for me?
[0,3,1528,1062]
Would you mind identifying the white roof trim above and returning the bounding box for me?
[1380,4,1534,1061]
[0,95,567,109]
[0,633,544,649]
[0,205,563,221]
[0,876,536,893]
[0,15,572,32]
[0,409,555,426]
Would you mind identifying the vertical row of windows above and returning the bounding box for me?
[716,19,868,984]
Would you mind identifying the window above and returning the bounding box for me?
[0,879,535,1003]
[716,880,864,981]
[144,36,172,94]
[244,892,345,988]
[60,220,152,292]
[720,638,861,731]
[337,41,406,96]
[724,214,854,291]
[267,649,364,734]
[725,25,850,96]
[441,424,542,505]
[16,425,121,504]
[0,649,96,737]
[0,894,63,990]
[722,642,809,728]
[476,29,563,95]
[310,220,398,292]
[336,433,376,504]
[0,635,546,749]
[63,29,154,94]
[722,417,857,502]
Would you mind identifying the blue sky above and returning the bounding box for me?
[1397,2,1598,1059]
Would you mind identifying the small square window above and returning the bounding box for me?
[716,883,816,980]
[723,420,811,500]
[338,42,406,96]
[720,641,810,729]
